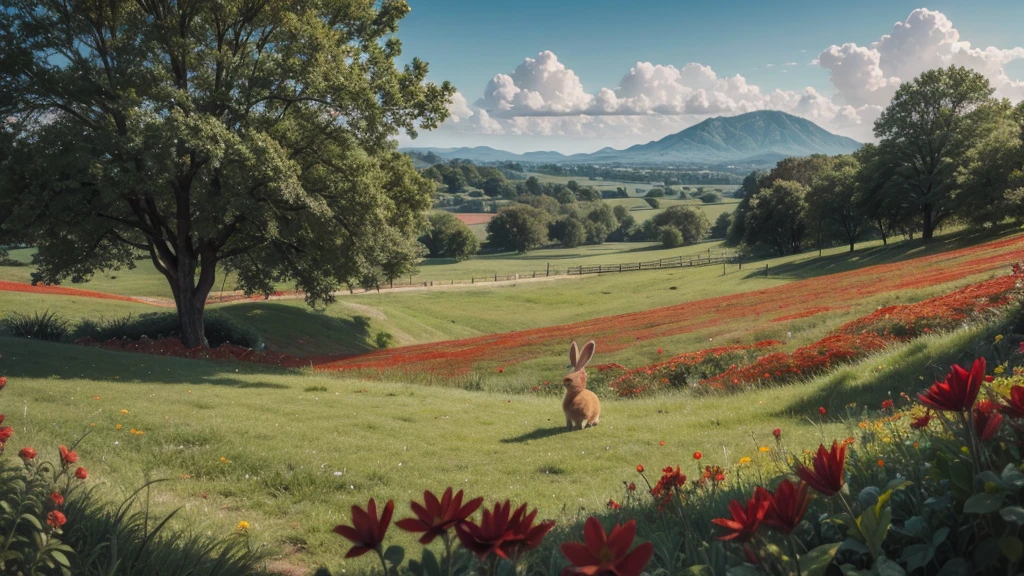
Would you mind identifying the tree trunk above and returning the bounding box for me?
[849,240,855,252]
[921,205,934,241]
[168,253,216,349]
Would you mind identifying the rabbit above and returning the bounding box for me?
[562,340,600,430]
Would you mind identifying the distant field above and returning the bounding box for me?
[528,172,740,198]
[602,197,739,224]
[452,213,494,225]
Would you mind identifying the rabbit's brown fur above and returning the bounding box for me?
[562,341,600,429]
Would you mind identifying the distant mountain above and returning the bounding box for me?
[402,111,861,166]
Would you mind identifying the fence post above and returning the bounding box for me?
[765,263,769,277]
[723,261,726,276]
[546,262,550,276]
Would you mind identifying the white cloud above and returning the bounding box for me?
[432,8,1023,147]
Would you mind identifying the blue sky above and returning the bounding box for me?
[394,2,1024,153]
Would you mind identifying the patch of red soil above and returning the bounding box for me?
[0,281,150,304]
[452,213,494,225]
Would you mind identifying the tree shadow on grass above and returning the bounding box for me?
[742,225,1018,283]
[500,426,575,444]
[0,337,290,389]
[214,301,375,357]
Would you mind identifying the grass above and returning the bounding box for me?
[0,309,1007,574]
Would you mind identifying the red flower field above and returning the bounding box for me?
[310,234,1024,376]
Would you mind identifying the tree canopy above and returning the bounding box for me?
[0,0,453,347]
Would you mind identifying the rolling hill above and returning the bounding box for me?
[403,110,862,166]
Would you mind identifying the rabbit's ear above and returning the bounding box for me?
[576,341,596,370]
[569,341,579,367]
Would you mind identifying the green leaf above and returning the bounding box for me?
[799,542,840,576]
[1001,505,1024,524]
[1002,464,1024,488]
[931,526,950,547]
[874,556,907,576]
[1000,536,1024,562]
[49,550,70,567]
[726,566,762,576]
[885,479,914,492]
[900,516,929,540]
[900,543,933,573]
[20,513,41,531]
[973,537,1001,569]
[937,558,973,576]
[683,566,714,576]
[964,492,1005,514]
[383,545,405,569]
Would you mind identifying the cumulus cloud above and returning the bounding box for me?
[435,8,1023,146]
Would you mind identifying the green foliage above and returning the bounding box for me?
[650,206,711,244]
[486,205,550,254]
[375,331,395,350]
[72,312,261,349]
[1,310,71,342]
[806,155,865,251]
[421,213,479,262]
[0,0,452,348]
[645,198,661,209]
[697,191,720,203]
[709,212,732,239]
[744,180,809,255]
[874,65,998,239]
[548,217,588,248]
[955,101,1024,226]
[659,226,685,249]
[645,188,665,198]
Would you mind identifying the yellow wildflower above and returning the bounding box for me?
[995,365,1006,375]
[758,446,771,453]
[120,409,129,415]
[220,457,230,464]
[739,456,752,465]
[995,334,1004,343]
[236,521,250,532]
[115,424,123,430]
[961,446,970,454]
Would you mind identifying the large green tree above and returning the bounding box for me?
[805,155,864,252]
[0,0,452,347]
[744,180,809,256]
[873,66,997,240]
[485,204,548,254]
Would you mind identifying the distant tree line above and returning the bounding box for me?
[727,66,1024,256]
[533,164,741,185]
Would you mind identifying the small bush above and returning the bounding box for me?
[660,226,684,248]
[1,310,71,341]
[645,198,660,209]
[72,312,261,348]
[375,331,395,350]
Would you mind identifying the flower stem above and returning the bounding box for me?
[375,546,389,576]
[787,535,803,576]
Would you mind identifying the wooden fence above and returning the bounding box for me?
[567,254,734,275]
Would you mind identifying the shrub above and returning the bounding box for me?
[467,190,483,198]
[486,204,549,254]
[72,312,261,348]
[421,213,479,261]
[660,226,684,248]
[651,206,711,243]
[375,331,394,350]
[1,310,71,341]
[644,198,660,209]
[548,217,587,248]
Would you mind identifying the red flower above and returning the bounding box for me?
[455,501,554,560]
[762,480,809,535]
[395,488,483,544]
[657,348,663,355]
[881,399,894,410]
[795,441,847,497]
[0,376,6,389]
[818,406,827,416]
[333,498,394,558]
[607,499,621,510]
[18,447,36,460]
[636,464,644,473]
[910,411,933,429]
[59,445,78,465]
[693,451,702,460]
[985,375,995,383]
[0,414,5,425]
[627,482,636,492]
[51,492,64,506]
[772,428,782,439]
[0,427,13,442]
[652,466,687,499]
[918,358,985,412]
[74,467,87,480]
[46,510,66,528]
[711,487,770,542]
[659,441,665,446]
[560,517,653,576]
[973,400,1003,442]
[1000,386,1024,419]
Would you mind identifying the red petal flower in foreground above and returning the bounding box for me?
[46,510,66,528]
[973,400,1003,442]
[333,498,394,558]
[692,451,702,460]
[59,445,78,465]
[395,488,483,544]
[772,428,782,439]
[18,447,36,460]
[711,487,770,542]
[910,411,933,429]
[1000,386,1024,419]
[818,407,827,416]
[918,358,985,412]
[0,427,13,442]
[455,501,554,560]
[0,376,6,389]
[762,480,810,535]
[51,492,64,506]
[795,441,847,497]
[74,467,87,480]
[560,517,654,576]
